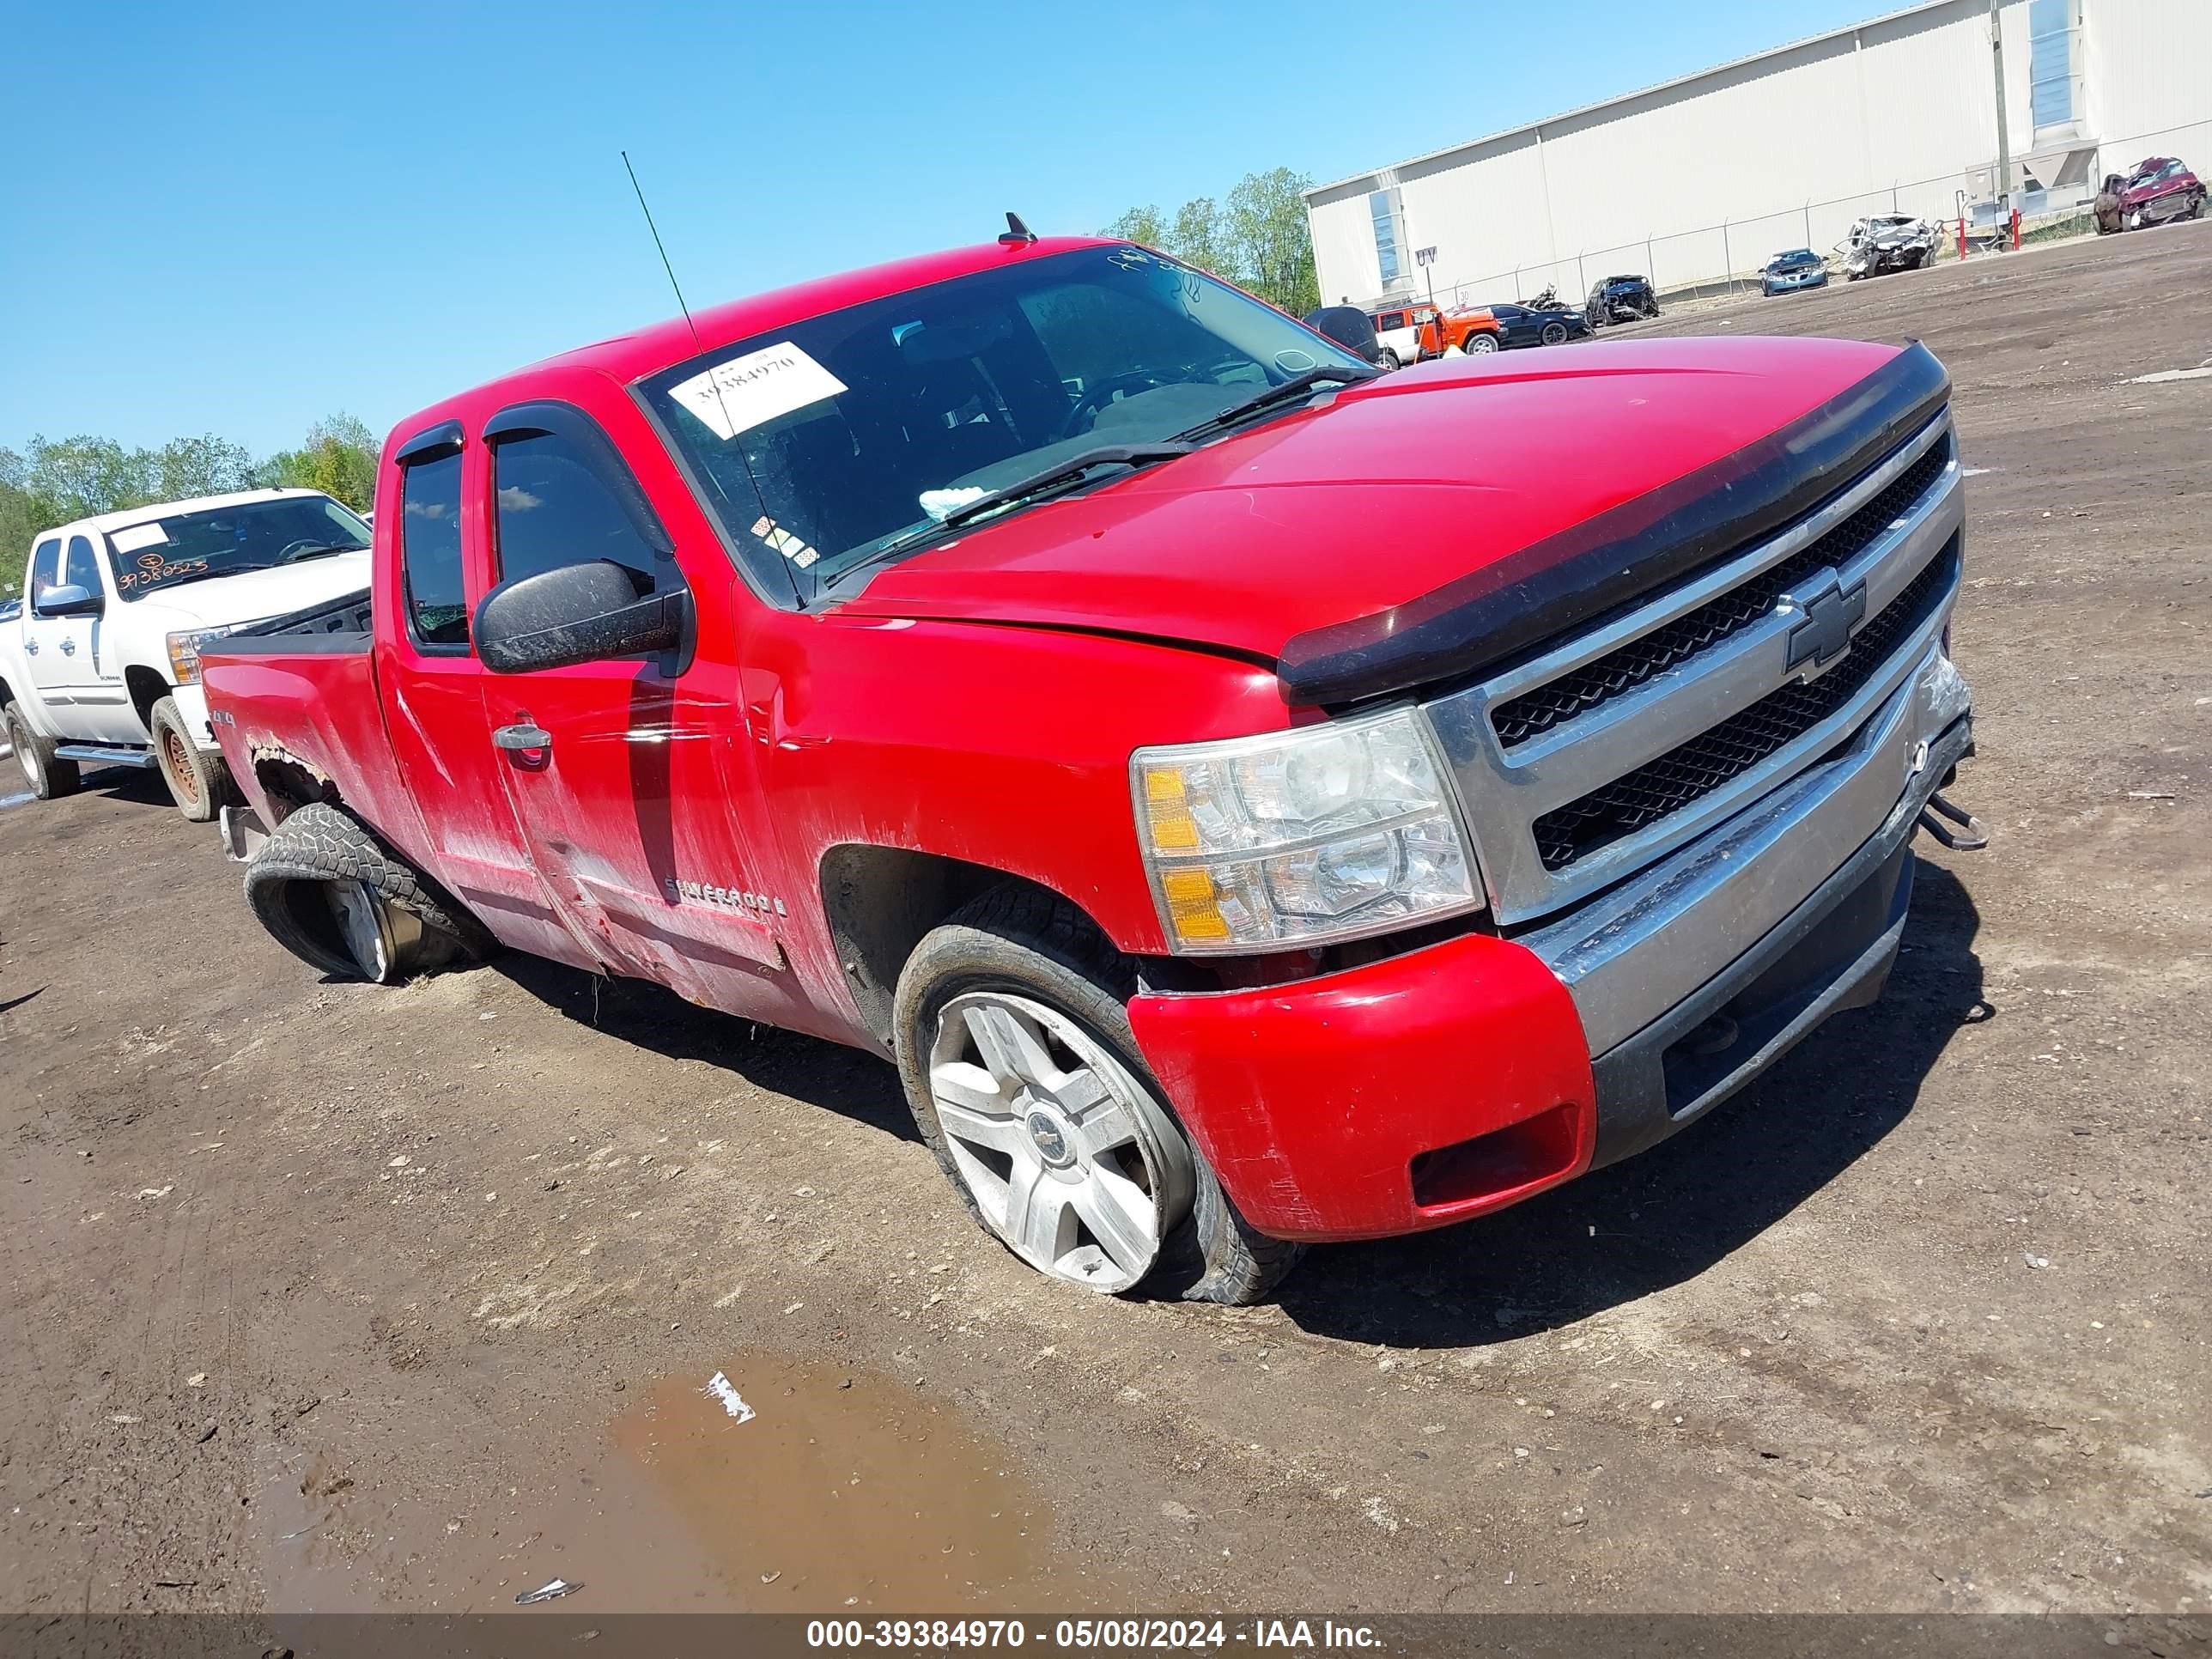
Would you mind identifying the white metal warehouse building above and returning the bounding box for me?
[1305,0,2211,311]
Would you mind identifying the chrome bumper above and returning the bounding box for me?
[1522,640,1972,1055]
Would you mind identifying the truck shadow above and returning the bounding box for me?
[489,952,919,1143]
[1273,860,1991,1350]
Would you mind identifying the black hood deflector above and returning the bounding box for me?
[1276,341,1950,708]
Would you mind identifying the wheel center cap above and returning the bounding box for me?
[1024,1108,1074,1168]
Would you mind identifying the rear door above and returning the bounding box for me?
[374,420,600,970]
[474,399,786,1013]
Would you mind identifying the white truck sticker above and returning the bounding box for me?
[110,522,171,553]
[669,343,847,441]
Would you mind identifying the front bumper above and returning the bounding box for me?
[1127,647,1972,1242]
[1767,270,1827,290]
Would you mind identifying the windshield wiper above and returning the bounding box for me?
[823,443,1193,592]
[278,544,366,562]
[1170,363,1382,445]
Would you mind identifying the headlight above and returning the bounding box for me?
[1132,708,1482,954]
[166,625,237,684]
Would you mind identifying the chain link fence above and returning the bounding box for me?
[1409,115,2212,314]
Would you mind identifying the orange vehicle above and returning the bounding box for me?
[1367,303,1504,367]
[1427,307,1505,356]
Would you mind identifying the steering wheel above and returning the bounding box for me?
[1058,368,1201,441]
[275,538,332,563]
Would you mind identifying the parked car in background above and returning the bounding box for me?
[1366,304,1431,368]
[1761,249,1830,296]
[2116,156,2205,228]
[1303,306,1383,364]
[1419,307,1505,356]
[1586,274,1659,325]
[1838,216,1938,280]
[0,489,372,818]
[1486,302,1592,349]
[198,237,1980,1310]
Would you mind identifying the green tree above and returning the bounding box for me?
[1102,168,1320,313]
[1103,204,1169,247]
[155,434,255,502]
[1224,167,1320,315]
[1170,197,1231,281]
[255,414,379,512]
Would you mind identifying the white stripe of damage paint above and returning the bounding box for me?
[703,1371,756,1423]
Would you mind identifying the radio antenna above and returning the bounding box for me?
[619,151,803,605]
[623,149,705,355]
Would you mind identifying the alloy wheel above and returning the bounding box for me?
[927,990,1194,1291]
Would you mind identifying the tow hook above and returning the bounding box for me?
[1917,791,1990,851]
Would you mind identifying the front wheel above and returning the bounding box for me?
[1466,332,1499,354]
[3,702,79,801]
[894,886,1303,1304]
[1540,320,1570,346]
[244,802,493,983]
[149,695,233,822]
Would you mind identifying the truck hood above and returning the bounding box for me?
[123,550,371,631]
[837,337,1911,678]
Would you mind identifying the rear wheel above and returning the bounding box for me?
[244,802,493,983]
[149,695,233,822]
[3,702,77,800]
[1377,347,1401,370]
[894,886,1303,1304]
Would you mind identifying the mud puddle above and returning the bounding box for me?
[261,1352,1081,1613]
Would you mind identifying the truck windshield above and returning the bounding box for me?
[107,496,370,600]
[637,246,1366,599]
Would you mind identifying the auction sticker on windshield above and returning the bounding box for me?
[669,343,848,441]
[110,522,171,554]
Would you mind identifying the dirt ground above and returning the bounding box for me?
[3,221,2209,1622]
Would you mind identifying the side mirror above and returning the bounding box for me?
[474,560,686,675]
[36,583,102,618]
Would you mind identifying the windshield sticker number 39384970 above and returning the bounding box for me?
[668,343,848,442]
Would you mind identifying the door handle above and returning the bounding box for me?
[58,638,75,655]
[23,639,35,655]
[493,720,552,752]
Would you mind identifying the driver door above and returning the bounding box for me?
[474,400,787,1016]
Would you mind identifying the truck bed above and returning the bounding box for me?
[200,598,436,872]
[216,588,374,654]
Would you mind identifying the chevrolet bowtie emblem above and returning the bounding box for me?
[1784,577,1869,678]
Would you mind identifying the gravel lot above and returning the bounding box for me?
[3,221,2208,1620]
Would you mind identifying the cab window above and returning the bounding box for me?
[399,450,468,650]
[492,430,664,593]
[64,535,102,594]
[27,538,62,609]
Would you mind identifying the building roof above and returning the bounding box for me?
[1305,0,1965,202]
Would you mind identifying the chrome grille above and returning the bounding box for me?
[1492,437,1953,748]
[1530,542,1958,869]
[1421,410,1965,927]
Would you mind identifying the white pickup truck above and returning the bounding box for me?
[0,488,372,818]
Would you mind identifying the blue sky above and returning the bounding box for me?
[1,0,1881,458]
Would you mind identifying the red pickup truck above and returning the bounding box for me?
[201,233,1980,1304]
